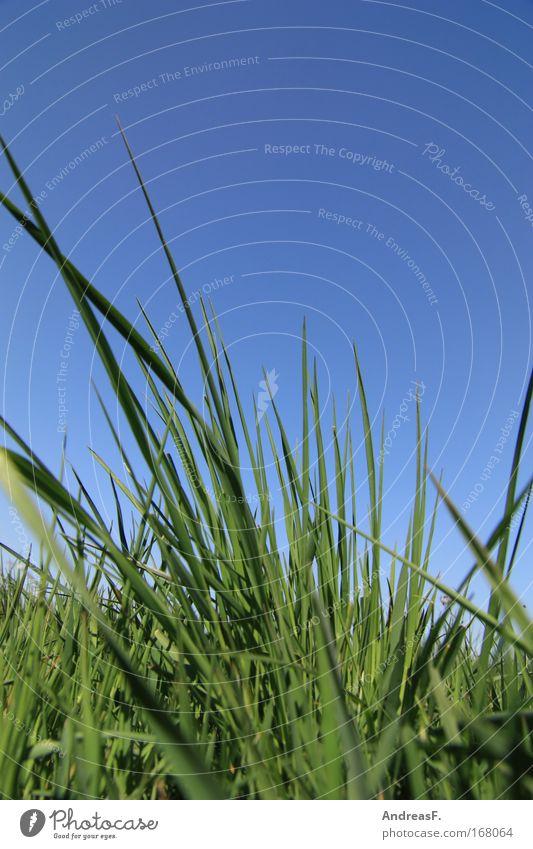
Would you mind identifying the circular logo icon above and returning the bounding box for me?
[20,810,46,837]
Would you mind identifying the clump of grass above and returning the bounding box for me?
[0,130,532,800]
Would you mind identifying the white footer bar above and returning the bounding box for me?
[2,800,531,848]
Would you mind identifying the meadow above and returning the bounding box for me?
[0,130,532,800]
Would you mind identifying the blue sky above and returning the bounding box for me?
[1,0,532,611]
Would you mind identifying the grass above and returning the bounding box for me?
[0,128,532,800]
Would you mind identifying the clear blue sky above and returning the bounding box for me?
[1,0,532,612]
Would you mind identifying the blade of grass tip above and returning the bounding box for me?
[423,473,441,571]
[208,302,260,474]
[411,391,426,567]
[301,319,311,535]
[332,401,349,604]
[353,345,382,675]
[200,300,236,438]
[377,410,385,532]
[109,476,129,553]
[115,118,238,466]
[0,449,224,799]
[69,462,117,534]
[506,482,532,577]
[348,430,358,585]
[267,377,305,509]
[497,367,533,572]
[91,383,147,499]
[310,360,336,591]
[353,345,378,543]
